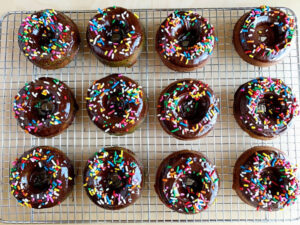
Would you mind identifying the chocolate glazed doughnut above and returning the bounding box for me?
[86,74,148,135]
[13,77,78,138]
[155,150,220,214]
[233,77,299,140]
[156,10,216,72]
[86,7,144,67]
[83,147,144,210]
[157,79,219,140]
[233,5,295,67]
[18,9,80,70]
[9,146,75,209]
[233,146,300,211]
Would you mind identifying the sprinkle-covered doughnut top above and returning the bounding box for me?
[83,147,144,210]
[157,79,219,140]
[233,77,299,139]
[233,147,299,211]
[18,9,80,69]
[238,5,295,62]
[86,7,144,63]
[156,10,216,69]
[155,150,220,214]
[13,77,78,137]
[86,74,148,135]
[9,146,75,209]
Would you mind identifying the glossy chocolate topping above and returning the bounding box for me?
[9,146,75,209]
[155,11,216,71]
[155,150,220,214]
[18,9,81,69]
[232,146,299,211]
[233,77,299,139]
[157,79,219,140]
[13,77,78,137]
[86,7,144,65]
[83,147,144,210]
[86,74,148,135]
[234,6,295,64]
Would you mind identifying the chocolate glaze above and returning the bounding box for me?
[232,146,300,211]
[155,150,220,214]
[233,6,295,67]
[83,147,144,210]
[155,11,216,72]
[9,146,75,209]
[18,9,80,70]
[233,77,299,140]
[13,77,78,138]
[86,74,148,135]
[86,7,144,67]
[157,79,219,140]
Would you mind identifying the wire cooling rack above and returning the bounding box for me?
[0,7,300,223]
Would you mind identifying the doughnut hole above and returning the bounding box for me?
[28,168,52,194]
[108,21,129,43]
[105,172,124,191]
[260,167,283,195]
[178,28,201,48]
[254,20,286,48]
[37,26,58,47]
[178,95,209,124]
[257,93,287,122]
[105,92,130,117]
[179,174,204,201]
[34,97,56,118]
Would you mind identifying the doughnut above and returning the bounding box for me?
[9,146,75,209]
[157,79,219,140]
[233,146,299,211]
[86,7,144,67]
[18,9,80,69]
[156,10,216,72]
[83,147,144,210]
[155,150,220,214]
[233,5,295,67]
[233,77,299,140]
[86,74,148,135]
[13,77,78,138]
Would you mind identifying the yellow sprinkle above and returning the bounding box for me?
[134,13,139,18]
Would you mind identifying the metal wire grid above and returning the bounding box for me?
[0,7,299,223]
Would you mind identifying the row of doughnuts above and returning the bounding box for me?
[18,6,295,70]
[13,75,299,140]
[10,145,299,213]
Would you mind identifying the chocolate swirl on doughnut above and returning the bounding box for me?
[9,146,75,209]
[233,5,295,66]
[233,146,300,211]
[86,74,148,135]
[155,150,220,214]
[83,147,144,210]
[157,79,219,140]
[233,77,299,140]
[18,9,80,69]
[86,7,144,67]
[13,77,78,137]
[156,10,216,72]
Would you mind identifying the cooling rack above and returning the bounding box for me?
[0,7,300,223]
